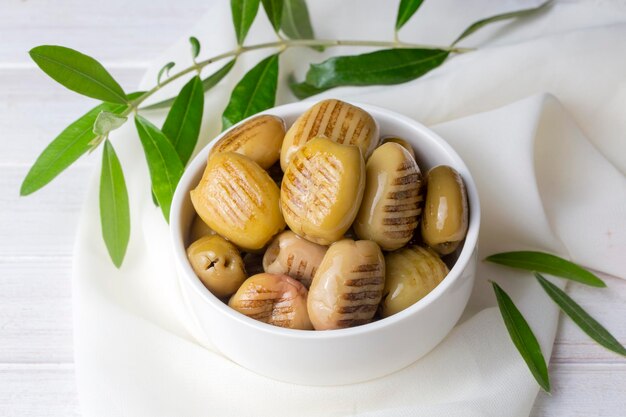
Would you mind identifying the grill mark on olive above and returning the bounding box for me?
[393,173,420,185]
[296,259,307,278]
[216,117,266,151]
[308,100,330,141]
[214,182,248,225]
[338,303,379,314]
[337,318,371,327]
[324,100,343,138]
[338,106,352,142]
[341,290,383,301]
[350,115,366,146]
[293,110,312,147]
[398,160,415,171]
[384,229,414,239]
[351,263,382,273]
[345,275,384,287]
[387,188,421,200]
[383,202,421,213]
[223,160,263,207]
[286,253,294,273]
[383,216,419,226]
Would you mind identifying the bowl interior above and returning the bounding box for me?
[170,101,480,338]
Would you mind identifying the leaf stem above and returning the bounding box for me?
[127,38,473,112]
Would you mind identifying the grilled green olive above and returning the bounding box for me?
[190,152,285,251]
[307,239,385,330]
[229,273,313,330]
[381,136,416,159]
[187,235,246,298]
[354,142,423,251]
[188,215,216,243]
[263,230,327,288]
[281,137,365,245]
[381,245,448,317]
[209,115,286,169]
[420,165,468,255]
[280,99,379,171]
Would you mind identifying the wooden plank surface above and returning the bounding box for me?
[0,0,624,416]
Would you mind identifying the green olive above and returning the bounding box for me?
[420,165,469,255]
[229,273,313,330]
[280,99,379,171]
[186,235,247,298]
[354,142,423,251]
[281,137,365,245]
[188,215,216,243]
[263,230,327,288]
[381,245,448,317]
[307,239,385,330]
[381,136,416,159]
[190,152,285,251]
[209,115,285,169]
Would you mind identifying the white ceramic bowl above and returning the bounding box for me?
[170,101,480,386]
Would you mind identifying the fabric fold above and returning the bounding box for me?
[73,1,626,416]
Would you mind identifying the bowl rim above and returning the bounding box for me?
[170,100,481,340]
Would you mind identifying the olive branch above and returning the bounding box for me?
[22,0,625,393]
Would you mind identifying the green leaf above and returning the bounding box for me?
[535,273,626,356]
[134,115,184,221]
[201,59,237,91]
[303,48,448,89]
[189,36,201,59]
[485,251,606,288]
[231,0,261,45]
[29,45,127,104]
[161,76,204,166]
[281,0,323,51]
[157,62,175,85]
[288,75,330,100]
[395,0,424,31]
[99,140,130,268]
[142,60,236,110]
[262,0,284,32]
[93,111,128,136]
[222,54,279,130]
[452,1,553,45]
[20,101,129,196]
[492,281,551,392]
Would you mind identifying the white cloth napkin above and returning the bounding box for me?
[72,1,626,416]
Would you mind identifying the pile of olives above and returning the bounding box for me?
[187,99,469,331]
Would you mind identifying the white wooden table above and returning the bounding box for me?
[1,1,624,415]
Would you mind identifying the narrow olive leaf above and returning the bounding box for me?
[485,251,606,288]
[142,60,236,110]
[452,0,553,45]
[304,48,449,89]
[281,0,323,51]
[231,0,261,45]
[396,0,424,31]
[93,111,128,136]
[288,75,330,99]
[134,115,184,221]
[492,281,551,392]
[20,101,129,196]
[222,54,279,130]
[262,0,284,32]
[99,140,130,268]
[535,273,626,356]
[189,36,201,59]
[157,62,175,85]
[29,45,127,104]
[161,76,204,166]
